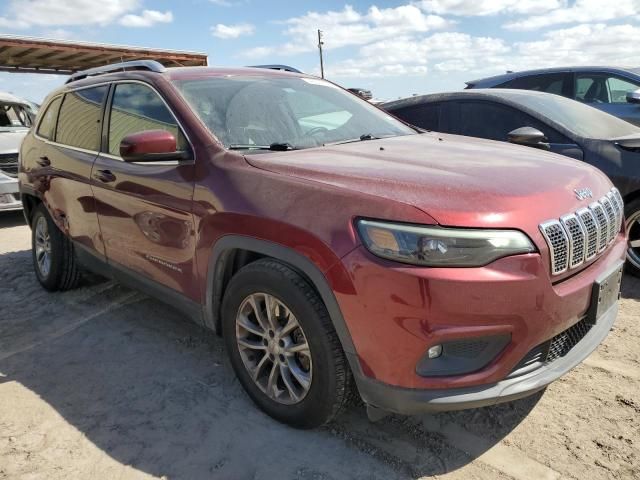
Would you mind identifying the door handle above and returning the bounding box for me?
[94,169,116,183]
[37,156,50,167]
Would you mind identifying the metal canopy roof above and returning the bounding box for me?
[0,34,208,75]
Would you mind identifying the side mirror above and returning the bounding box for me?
[626,89,640,104]
[507,127,550,150]
[120,130,189,162]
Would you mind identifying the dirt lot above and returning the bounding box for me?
[0,210,638,480]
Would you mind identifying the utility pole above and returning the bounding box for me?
[317,29,324,78]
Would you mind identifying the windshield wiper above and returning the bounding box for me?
[325,134,385,146]
[228,142,296,151]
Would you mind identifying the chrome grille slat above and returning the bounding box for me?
[540,188,619,276]
[600,196,616,243]
[589,202,609,252]
[560,214,586,268]
[576,208,598,261]
[540,220,569,274]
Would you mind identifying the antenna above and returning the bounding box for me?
[317,29,325,79]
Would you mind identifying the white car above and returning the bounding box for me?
[0,92,33,211]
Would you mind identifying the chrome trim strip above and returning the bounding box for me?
[560,213,587,269]
[540,219,569,275]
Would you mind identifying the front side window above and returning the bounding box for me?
[173,75,415,150]
[56,86,108,150]
[607,76,640,103]
[456,101,569,144]
[108,83,186,156]
[576,74,640,104]
[36,97,62,140]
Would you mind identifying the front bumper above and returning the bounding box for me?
[0,177,21,211]
[355,301,618,414]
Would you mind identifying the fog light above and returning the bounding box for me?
[427,344,443,359]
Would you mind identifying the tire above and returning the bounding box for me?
[625,198,640,278]
[31,204,81,291]
[221,258,353,428]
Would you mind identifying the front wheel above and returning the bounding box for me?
[31,204,81,291]
[625,198,640,277]
[221,259,353,428]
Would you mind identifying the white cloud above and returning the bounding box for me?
[119,10,173,28]
[505,0,640,30]
[209,0,242,6]
[211,23,255,39]
[419,0,562,16]
[511,23,640,67]
[0,0,140,28]
[241,4,449,58]
[328,32,510,78]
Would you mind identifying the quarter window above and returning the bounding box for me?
[56,86,108,150]
[36,96,62,140]
[108,83,186,156]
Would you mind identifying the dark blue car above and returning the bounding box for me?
[466,66,640,127]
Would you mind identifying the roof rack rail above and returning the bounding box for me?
[248,64,303,73]
[66,60,166,84]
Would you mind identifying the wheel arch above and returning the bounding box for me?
[205,236,359,363]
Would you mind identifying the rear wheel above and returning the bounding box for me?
[31,204,81,291]
[221,259,353,428]
[626,199,640,277]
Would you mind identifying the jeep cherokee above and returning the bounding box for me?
[19,61,627,428]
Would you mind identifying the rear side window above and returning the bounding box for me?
[108,83,186,156]
[391,103,440,131]
[36,96,62,140]
[499,74,567,97]
[56,86,108,150]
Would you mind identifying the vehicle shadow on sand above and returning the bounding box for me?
[0,211,25,229]
[0,247,548,479]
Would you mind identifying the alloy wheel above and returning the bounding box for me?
[628,210,640,270]
[34,216,52,278]
[235,292,312,405]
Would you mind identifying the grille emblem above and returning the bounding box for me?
[574,187,593,201]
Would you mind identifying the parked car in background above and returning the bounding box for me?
[0,91,33,211]
[383,89,640,276]
[466,66,640,126]
[20,61,626,428]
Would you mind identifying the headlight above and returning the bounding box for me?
[356,219,535,267]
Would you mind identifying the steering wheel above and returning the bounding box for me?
[305,126,329,137]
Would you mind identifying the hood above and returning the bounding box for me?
[245,133,613,233]
[0,129,27,154]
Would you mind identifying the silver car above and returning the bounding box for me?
[0,92,33,211]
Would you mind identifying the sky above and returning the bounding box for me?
[1,0,640,102]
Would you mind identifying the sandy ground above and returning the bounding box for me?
[0,210,638,480]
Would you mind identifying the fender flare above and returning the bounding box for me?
[205,235,359,363]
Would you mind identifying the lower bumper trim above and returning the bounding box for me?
[354,303,618,415]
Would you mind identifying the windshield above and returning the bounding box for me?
[173,75,415,150]
[501,90,640,139]
[0,102,32,130]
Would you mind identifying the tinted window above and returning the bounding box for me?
[499,74,567,96]
[391,103,440,131]
[495,90,640,139]
[108,83,186,156]
[576,73,640,104]
[36,97,61,140]
[457,101,569,143]
[56,86,108,150]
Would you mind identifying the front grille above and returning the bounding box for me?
[0,153,19,178]
[540,188,622,275]
[509,317,593,378]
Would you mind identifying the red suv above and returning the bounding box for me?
[19,61,627,428]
